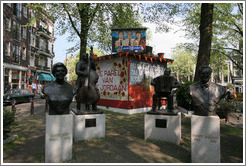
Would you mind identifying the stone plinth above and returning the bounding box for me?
[71,110,105,141]
[191,115,220,163]
[144,112,181,144]
[45,113,73,163]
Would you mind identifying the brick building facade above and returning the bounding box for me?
[3,3,55,92]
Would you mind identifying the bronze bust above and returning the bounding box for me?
[43,62,74,115]
[188,65,227,116]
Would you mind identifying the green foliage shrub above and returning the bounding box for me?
[216,98,237,119]
[3,107,16,139]
[176,81,193,110]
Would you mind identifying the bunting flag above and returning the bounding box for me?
[167,60,170,63]
[99,58,101,61]
[150,57,153,62]
[103,57,105,60]
[126,52,129,57]
[145,57,147,61]
[138,54,141,59]
[164,59,166,62]
[133,54,136,58]
[171,61,173,64]
[120,53,122,57]
[109,56,111,59]
[155,57,157,61]
[160,58,162,62]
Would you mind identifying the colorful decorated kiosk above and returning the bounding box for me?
[95,28,174,114]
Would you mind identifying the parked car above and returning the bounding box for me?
[3,89,35,105]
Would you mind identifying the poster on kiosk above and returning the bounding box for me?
[111,28,147,53]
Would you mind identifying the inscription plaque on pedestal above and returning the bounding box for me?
[191,115,220,163]
[45,113,73,163]
[156,119,167,128]
[71,111,105,141]
[85,118,97,127]
[145,112,181,144]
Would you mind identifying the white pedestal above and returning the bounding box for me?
[45,113,73,163]
[144,112,181,144]
[191,115,220,163]
[71,111,105,141]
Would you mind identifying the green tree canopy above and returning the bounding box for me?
[169,44,196,83]
[141,3,243,76]
[29,3,143,59]
[65,47,104,82]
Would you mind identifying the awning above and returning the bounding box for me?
[38,73,56,81]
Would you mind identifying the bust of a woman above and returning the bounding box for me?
[43,62,74,115]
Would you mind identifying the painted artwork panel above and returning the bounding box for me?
[96,57,128,101]
[129,59,166,86]
[129,59,166,105]
[112,30,146,53]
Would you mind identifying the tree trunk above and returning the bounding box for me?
[194,3,214,82]
[77,3,90,61]
[80,34,88,60]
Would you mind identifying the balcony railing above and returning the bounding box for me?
[37,48,51,57]
[36,65,51,71]
[37,26,51,39]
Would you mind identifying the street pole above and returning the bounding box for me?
[30,97,34,115]
[65,53,67,66]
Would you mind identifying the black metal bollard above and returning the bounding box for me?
[11,102,15,111]
[30,98,34,115]
[45,99,48,112]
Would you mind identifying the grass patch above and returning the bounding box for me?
[3,109,243,163]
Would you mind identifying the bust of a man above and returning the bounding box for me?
[43,62,74,115]
[188,65,227,116]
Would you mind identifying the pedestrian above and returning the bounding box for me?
[4,83,11,94]
[37,82,43,94]
[31,82,37,94]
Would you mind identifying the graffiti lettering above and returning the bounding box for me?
[102,77,114,83]
[100,84,126,91]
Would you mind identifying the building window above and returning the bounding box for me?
[13,3,21,19]
[13,21,21,40]
[31,11,35,18]
[22,47,26,60]
[21,71,26,89]
[39,56,46,67]
[22,4,27,18]
[40,20,47,29]
[31,32,36,47]
[224,75,228,83]
[48,26,53,34]
[4,42,11,56]
[12,44,19,63]
[47,57,51,69]
[5,17,11,31]
[12,70,19,89]
[22,26,27,39]
[29,11,36,28]
[4,69,10,88]
[40,38,48,51]
[30,54,35,66]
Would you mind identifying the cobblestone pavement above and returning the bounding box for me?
[5,97,46,121]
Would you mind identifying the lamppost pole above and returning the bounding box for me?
[65,53,67,66]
